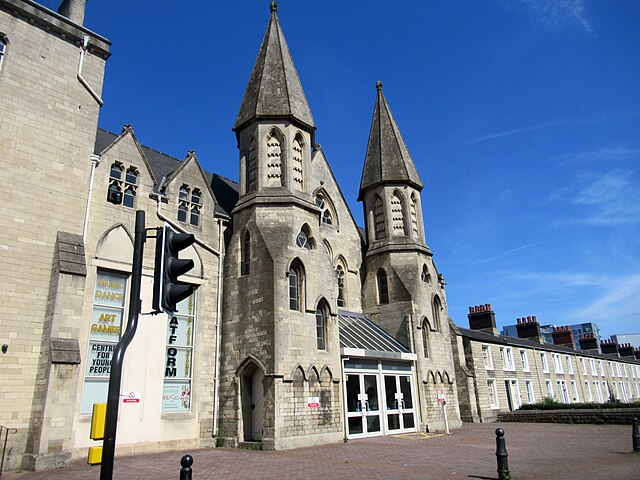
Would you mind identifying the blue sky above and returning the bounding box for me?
[44,1,640,338]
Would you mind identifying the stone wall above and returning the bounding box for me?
[498,408,640,424]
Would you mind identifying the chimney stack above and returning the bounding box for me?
[515,315,543,343]
[600,339,619,356]
[551,325,575,348]
[467,304,498,335]
[634,348,640,361]
[57,0,87,26]
[578,333,601,353]
[618,343,635,358]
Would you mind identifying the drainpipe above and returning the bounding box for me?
[83,154,100,243]
[212,217,225,440]
[78,35,104,107]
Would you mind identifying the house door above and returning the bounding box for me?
[241,364,264,441]
[344,373,382,438]
[383,374,416,433]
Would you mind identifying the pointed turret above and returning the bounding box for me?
[234,2,315,135]
[359,81,422,201]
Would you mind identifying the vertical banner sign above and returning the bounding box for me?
[81,272,127,414]
[162,295,195,412]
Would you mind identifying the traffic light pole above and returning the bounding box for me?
[100,210,146,480]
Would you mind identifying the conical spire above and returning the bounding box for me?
[234,3,315,133]
[358,81,423,200]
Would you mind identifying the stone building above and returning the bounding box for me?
[0,0,460,470]
[454,305,640,423]
[1,0,637,473]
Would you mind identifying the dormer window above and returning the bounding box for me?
[178,184,202,226]
[107,163,138,208]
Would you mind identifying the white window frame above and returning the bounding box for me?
[570,380,579,403]
[557,380,570,404]
[545,379,554,399]
[616,362,622,378]
[482,344,494,370]
[487,379,499,408]
[580,357,587,375]
[525,379,535,404]
[565,355,574,374]
[594,381,604,403]
[589,358,597,376]
[501,347,515,371]
[520,350,530,372]
[552,353,564,374]
[541,352,549,373]
[598,360,605,377]
[585,381,593,402]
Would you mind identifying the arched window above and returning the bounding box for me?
[296,225,314,250]
[107,163,124,205]
[190,189,201,226]
[288,260,304,311]
[178,202,188,223]
[373,195,386,239]
[240,232,250,275]
[315,191,338,228]
[377,269,389,305]
[421,264,431,283]
[178,185,203,226]
[266,130,282,187]
[179,184,190,201]
[390,192,406,236]
[336,264,345,307]
[292,134,304,191]
[316,302,328,350]
[433,295,442,332]
[246,139,257,193]
[123,186,136,208]
[410,193,420,238]
[422,318,431,358]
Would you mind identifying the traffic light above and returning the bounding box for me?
[153,223,196,313]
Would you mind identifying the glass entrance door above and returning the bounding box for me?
[383,375,416,433]
[345,373,382,438]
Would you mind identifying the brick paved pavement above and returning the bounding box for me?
[3,423,638,479]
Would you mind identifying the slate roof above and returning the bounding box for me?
[233,3,315,132]
[338,310,414,359]
[359,82,423,200]
[94,128,240,218]
[457,326,640,364]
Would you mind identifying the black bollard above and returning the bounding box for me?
[633,417,639,453]
[180,454,193,480]
[495,428,512,480]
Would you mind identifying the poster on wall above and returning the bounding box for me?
[162,381,191,412]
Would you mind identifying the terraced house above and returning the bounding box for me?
[0,0,638,473]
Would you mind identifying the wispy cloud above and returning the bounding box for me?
[472,239,553,266]
[570,274,640,326]
[503,0,593,34]
[549,147,640,166]
[469,113,606,144]
[550,169,640,225]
